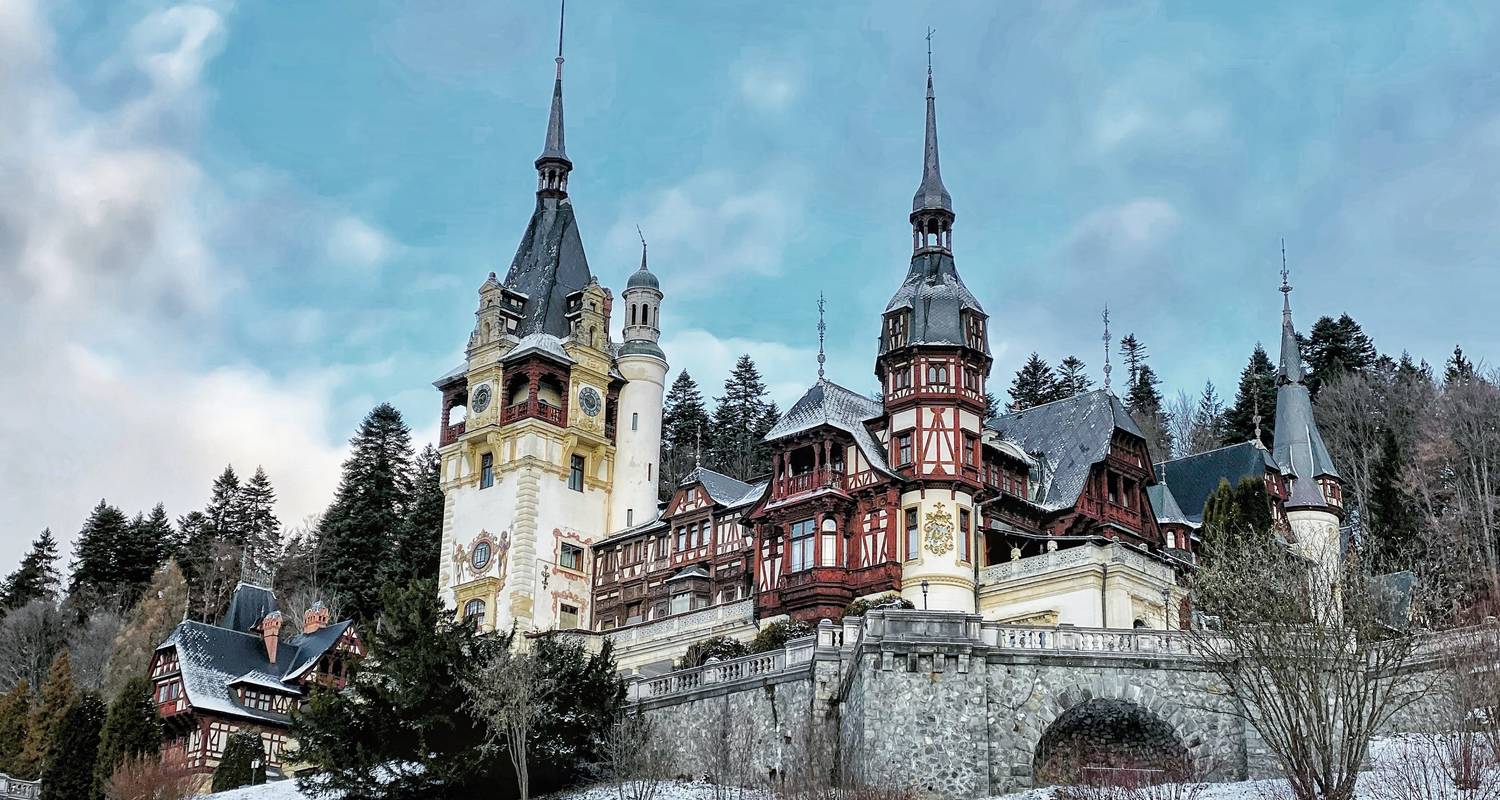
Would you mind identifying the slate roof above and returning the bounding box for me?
[879,250,987,355]
[986,390,1142,512]
[433,361,468,388]
[220,583,276,633]
[680,466,755,507]
[765,379,898,478]
[911,71,952,216]
[1146,482,1197,528]
[158,586,354,726]
[503,197,593,340]
[502,332,574,365]
[1272,289,1340,507]
[1154,442,1278,525]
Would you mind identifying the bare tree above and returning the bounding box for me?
[596,711,673,800]
[0,600,68,691]
[103,753,194,800]
[696,696,754,800]
[463,645,555,800]
[1187,529,1445,800]
[69,608,123,692]
[1166,391,1196,460]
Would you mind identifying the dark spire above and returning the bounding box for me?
[535,1,571,197]
[1271,241,1341,509]
[910,29,954,255]
[1277,239,1302,384]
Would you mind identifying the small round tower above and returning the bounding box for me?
[611,241,668,531]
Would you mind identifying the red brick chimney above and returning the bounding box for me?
[302,602,330,635]
[259,611,283,663]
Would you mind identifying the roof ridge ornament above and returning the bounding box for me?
[817,292,827,380]
[637,225,648,271]
[1102,305,1112,394]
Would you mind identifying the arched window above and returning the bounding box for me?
[644,305,651,326]
[630,304,638,325]
[464,599,486,628]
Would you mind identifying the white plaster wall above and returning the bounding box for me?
[612,353,667,532]
[980,584,1102,627]
[1288,508,1341,573]
[899,487,977,612]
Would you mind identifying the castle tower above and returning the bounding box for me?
[874,48,992,613]
[434,7,623,635]
[1272,253,1344,574]
[611,240,668,530]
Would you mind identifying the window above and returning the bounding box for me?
[560,542,583,571]
[788,519,816,572]
[669,591,692,615]
[480,453,494,489]
[896,432,914,466]
[959,508,971,563]
[720,585,740,603]
[626,602,643,624]
[558,603,579,629]
[890,364,912,391]
[569,454,585,491]
[1123,478,1136,508]
[697,520,710,548]
[675,526,687,552]
[905,508,920,560]
[463,599,486,628]
[1107,473,1119,504]
[926,364,949,385]
[820,518,838,566]
[631,412,639,431]
[886,312,908,349]
[156,681,182,704]
[626,508,634,526]
[963,434,978,467]
[471,541,491,571]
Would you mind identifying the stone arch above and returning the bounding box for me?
[1033,697,1186,785]
[1021,679,1220,786]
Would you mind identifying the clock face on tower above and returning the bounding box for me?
[471,384,492,414]
[578,386,602,417]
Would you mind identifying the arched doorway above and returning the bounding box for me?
[1033,698,1188,786]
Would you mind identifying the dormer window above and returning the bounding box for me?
[886,312,909,350]
[965,312,986,351]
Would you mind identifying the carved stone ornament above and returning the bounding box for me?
[924,502,955,556]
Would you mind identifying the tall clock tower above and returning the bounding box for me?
[432,25,652,634]
[873,56,992,613]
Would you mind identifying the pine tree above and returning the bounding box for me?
[661,371,710,494]
[293,579,508,798]
[1008,353,1061,411]
[102,563,189,700]
[1444,345,1476,386]
[92,676,161,796]
[239,468,281,582]
[1,530,60,611]
[391,445,444,584]
[19,652,76,779]
[39,692,105,800]
[1119,334,1148,386]
[708,356,776,481]
[1366,428,1421,572]
[176,508,238,621]
[316,403,415,622]
[1305,313,1377,395]
[212,730,265,792]
[115,505,171,609]
[1127,364,1173,461]
[67,501,131,612]
[1222,345,1277,448]
[0,681,30,775]
[1055,356,1093,398]
[983,392,1000,420]
[1200,477,1275,556]
[1186,381,1226,456]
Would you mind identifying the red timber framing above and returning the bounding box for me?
[438,378,468,446]
[589,478,753,631]
[750,429,903,623]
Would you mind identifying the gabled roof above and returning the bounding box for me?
[157,585,355,725]
[1146,482,1198,528]
[680,466,756,508]
[1155,441,1278,525]
[433,361,468,388]
[986,390,1142,511]
[765,379,897,478]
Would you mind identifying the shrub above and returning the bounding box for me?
[683,636,750,667]
[210,731,265,792]
[842,594,914,618]
[104,754,193,800]
[749,619,813,654]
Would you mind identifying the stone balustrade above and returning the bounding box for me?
[626,633,815,701]
[604,598,754,647]
[979,541,1176,586]
[0,773,39,800]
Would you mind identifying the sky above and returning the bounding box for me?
[3,0,1499,572]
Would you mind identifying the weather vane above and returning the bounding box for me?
[817,293,827,380]
[1102,305,1112,393]
[926,27,935,74]
[1280,238,1291,296]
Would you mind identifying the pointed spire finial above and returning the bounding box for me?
[910,27,953,226]
[817,292,827,380]
[636,225,648,271]
[536,0,570,175]
[556,0,566,77]
[1102,305,1113,393]
[1253,395,1264,448]
[1280,237,1292,311]
[926,27,935,80]
[1277,239,1304,384]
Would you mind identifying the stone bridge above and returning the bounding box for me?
[630,610,1266,797]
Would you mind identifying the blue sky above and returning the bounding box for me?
[4,0,1498,570]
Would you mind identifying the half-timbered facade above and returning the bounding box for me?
[149,583,361,781]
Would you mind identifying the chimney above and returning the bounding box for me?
[302,602,330,635]
[259,611,283,664]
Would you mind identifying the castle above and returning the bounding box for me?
[432,24,1345,675]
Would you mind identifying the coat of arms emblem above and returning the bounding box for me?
[924,502,954,556]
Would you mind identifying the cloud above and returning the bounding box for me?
[659,328,822,411]
[734,59,800,113]
[1060,198,1180,270]
[602,169,806,295]
[325,214,397,268]
[0,0,347,569]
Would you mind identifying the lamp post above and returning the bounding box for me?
[921,580,930,610]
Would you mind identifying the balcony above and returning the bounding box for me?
[979,542,1176,586]
[772,467,844,501]
[440,421,465,447]
[501,399,565,427]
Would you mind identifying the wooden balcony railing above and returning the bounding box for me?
[501,399,565,427]
[440,421,465,446]
[774,467,843,500]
